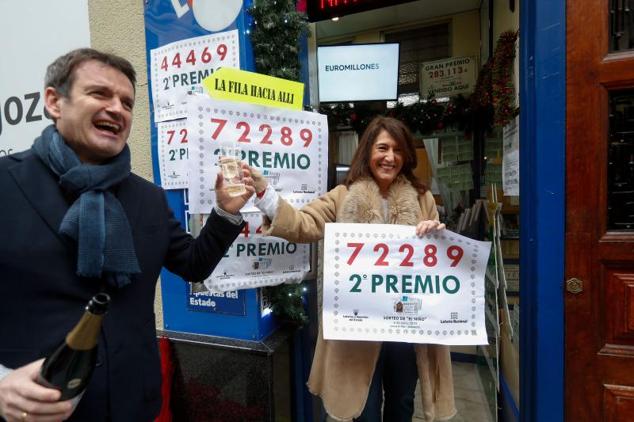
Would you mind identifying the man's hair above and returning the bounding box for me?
[45,48,136,97]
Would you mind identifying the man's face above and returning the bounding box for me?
[45,60,135,164]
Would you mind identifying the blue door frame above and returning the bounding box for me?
[519,0,565,421]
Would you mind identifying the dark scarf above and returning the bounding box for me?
[32,125,140,288]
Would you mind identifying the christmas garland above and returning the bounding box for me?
[320,94,474,136]
[491,30,519,127]
[248,0,309,81]
[248,0,310,325]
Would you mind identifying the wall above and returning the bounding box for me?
[493,0,519,46]
[451,10,480,60]
[88,0,151,181]
[342,10,481,61]
[88,0,164,328]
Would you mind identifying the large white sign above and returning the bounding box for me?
[0,0,90,155]
[317,43,399,102]
[186,95,328,214]
[420,56,477,98]
[150,30,240,122]
[204,212,310,292]
[323,223,491,345]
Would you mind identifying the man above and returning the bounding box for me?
[0,49,254,421]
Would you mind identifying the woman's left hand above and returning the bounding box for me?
[416,220,446,237]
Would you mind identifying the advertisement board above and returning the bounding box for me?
[420,56,477,98]
[317,43,400,102]
[0,0,90,155]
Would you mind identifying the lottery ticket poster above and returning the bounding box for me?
[157,119,189,189]
[186,95,328,214]
[202,212,311,292]
[323,223,491,346]
[150,31,240,122]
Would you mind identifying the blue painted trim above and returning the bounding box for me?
[519,0,565,421]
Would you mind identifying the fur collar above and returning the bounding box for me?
[338,176,422,225]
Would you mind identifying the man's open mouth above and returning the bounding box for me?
[94,120,121,134]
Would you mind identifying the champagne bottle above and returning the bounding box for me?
[37,293,110,400]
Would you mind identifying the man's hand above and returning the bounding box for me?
[415,220,446,237]
[215,162,255,215]
[0,359,73,422]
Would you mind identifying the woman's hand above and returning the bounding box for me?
[247,165,269,196]
[415,220,446,237]
[215,162,255,215]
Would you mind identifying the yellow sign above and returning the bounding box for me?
[202,67,304,110]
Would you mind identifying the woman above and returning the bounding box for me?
[251,116,456,422]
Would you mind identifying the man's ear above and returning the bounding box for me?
[44,87,63,120]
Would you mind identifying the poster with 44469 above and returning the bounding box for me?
[150,30,240,122]
[187,95,328,214]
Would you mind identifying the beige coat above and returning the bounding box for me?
[261,176,457,421]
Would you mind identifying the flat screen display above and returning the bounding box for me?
[317,43,400,103]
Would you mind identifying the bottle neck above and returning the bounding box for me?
[65,312,103,351]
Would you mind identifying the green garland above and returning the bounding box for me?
[265,282,309,325]
[491,30,519,127]
[248,0,309,81]
[248,0,309,325]
[320,95,474,136]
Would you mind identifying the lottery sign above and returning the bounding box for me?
[420,56,477,98]
[157,119,189,189]
[186,95,328,214]
[204,212,311,292]
[323,223,491,345]
[150,30,240,122]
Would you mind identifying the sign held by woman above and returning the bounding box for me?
[323,223,490,345]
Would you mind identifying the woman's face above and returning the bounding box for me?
[369,129,404,193]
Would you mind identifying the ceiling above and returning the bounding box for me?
[315,0,481,42]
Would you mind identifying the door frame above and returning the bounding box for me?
[519,0,565,421]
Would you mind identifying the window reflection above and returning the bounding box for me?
[610,1,634,52]
[608,90,634,230]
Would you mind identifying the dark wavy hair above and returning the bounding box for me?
[45,48,136,97]
[344,116,427,194]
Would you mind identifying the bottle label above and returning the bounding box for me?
[67,378,82,389]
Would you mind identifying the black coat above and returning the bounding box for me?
[0,149,242,421]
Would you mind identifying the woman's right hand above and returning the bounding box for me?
[415,220,446,237]
[247,165,269,196]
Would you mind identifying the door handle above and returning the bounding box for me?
[566,278,583,294]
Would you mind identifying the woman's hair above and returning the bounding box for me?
[344,116,427,193]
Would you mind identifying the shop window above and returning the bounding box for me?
[608,90,634,230]
[385,23,450,103]
[610,2,634,52]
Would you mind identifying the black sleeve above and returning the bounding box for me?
[162,202,244,282]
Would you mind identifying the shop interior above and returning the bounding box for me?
[311,1,520,420]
